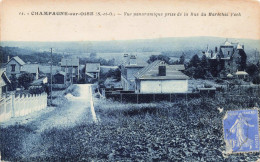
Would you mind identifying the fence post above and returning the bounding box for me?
[11,91,15,118]
[4,95,7,121]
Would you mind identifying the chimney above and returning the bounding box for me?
[242,45,244,50]
[129,55,137,65]
[123,54,128,64]
[7,56,10,62]
[158,65,166,76]
[215,47,218,53]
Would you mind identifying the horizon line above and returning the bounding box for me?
[1,36,260,43]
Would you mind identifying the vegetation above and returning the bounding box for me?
[79,53,116,66]
[1,90,259,161]
[0,46,63,65]
[18,73,35,90]
[99,68,121,85]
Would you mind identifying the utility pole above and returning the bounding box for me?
[71,60,73,84]
[50,48,53,105]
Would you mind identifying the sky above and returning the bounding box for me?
[0,0,259,41]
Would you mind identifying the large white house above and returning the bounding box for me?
[5,56,39,80]
[134,60,189,93]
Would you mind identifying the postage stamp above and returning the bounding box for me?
[223,109,260,153]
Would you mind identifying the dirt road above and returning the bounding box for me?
[0,84,97,160]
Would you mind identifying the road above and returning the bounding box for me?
[0,84,97,159]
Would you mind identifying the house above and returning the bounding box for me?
[120,54,148,91]
[203,39,247,77]
[20,64,39,80]
[39,65,61,83]
[60,58,79,83]
[134,60,189,93]
[5,56,25,78]
[0,68,11,96]
[85,63,100,83]
[53,71,66,84]
[5,56,40,80]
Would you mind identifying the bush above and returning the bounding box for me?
[215,78,224,83]
[18,73,35,90]
[252,75,260,84]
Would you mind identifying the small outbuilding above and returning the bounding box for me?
[53,71,66,84]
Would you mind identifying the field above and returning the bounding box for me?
[0,86,260,161]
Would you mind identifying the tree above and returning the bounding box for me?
[90,52,97,58]
[9,75,18,90]
[179,53,185,64]
[200,55,209,69]
[18,73,35,90]
[147,55,171,64]
[188,54,200,67]
[246,63,259,76]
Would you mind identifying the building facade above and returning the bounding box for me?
[61,58,80,83]
[120,54,147,91]
[5,56,39,80]
[134,60,189,93]
[5,56,25,78]
[85,63,100,83]
[203,40,247,77]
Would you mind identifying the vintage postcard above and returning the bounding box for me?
[0,0,260,161]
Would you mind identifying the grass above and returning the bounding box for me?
[0,89,260,161]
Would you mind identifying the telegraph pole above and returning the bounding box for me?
[50,48,53,105]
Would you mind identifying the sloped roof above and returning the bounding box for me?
[134,60,189,80]
[227,73,233,78]
[0,69,11,87]
[8,56,25,65]
[31,77,48,86]
[236,44,243,49]
[85,63,100,73]
[54,71,66,76]
[122,54,148,67]
[235,71,248,75]
[61,58,79,66]
[222,40,232,46]
[21,64,39,73]
[39,65,61,74]
[169,64,185,71]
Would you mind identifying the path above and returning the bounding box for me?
[0,84,98,159]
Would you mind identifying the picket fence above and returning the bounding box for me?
[0,92,47,122]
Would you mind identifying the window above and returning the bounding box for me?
[228,51,230,56]
[93,73,97,78]
[11,64,16,72]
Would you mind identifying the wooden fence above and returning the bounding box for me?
[0,92,47,122]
